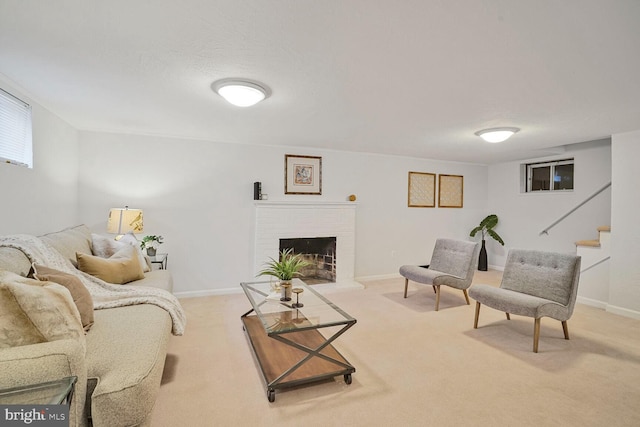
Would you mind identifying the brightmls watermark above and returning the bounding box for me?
[1,406,68,426]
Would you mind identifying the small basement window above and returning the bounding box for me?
[523,158,574,192]
[0,88,33,168]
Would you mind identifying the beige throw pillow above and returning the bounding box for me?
[91,233,151,272]
[32,264,95,331]
[77,245,145,284]
[0,269,85,349]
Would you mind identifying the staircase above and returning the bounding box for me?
[575,226,610,308]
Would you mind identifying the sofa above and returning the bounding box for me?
[0,225,179,427]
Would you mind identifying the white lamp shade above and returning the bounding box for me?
[107,207,144,234]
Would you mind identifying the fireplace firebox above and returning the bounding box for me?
[279,237,336,285]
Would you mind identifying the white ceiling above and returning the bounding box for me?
[1,0,639,164]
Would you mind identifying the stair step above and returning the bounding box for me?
[597,225,611,232]
[576,240,601,247]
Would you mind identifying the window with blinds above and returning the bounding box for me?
[0,88,33,168]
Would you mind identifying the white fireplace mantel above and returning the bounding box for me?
[254,201,361,291]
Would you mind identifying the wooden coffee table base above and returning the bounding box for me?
[241,315,355,402]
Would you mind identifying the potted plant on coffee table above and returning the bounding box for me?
[469,214,504,271]
[140,235,164,256]
[257,248,309,301]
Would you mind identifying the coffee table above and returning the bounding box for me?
[240,279,356,402]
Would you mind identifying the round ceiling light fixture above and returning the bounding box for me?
[211,79,270,107]
[474,127,520,143]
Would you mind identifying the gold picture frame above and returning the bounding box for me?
[285,154,322,195]
[408,172,436,207]
[438,174,464,208]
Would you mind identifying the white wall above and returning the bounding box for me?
[0,76,79,235]
[487,140,611,267]
[609,131,640,317]
[77,131,488,295]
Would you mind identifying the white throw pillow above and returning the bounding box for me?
[91,233,150,272]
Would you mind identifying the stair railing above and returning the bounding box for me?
[539,182,611,236]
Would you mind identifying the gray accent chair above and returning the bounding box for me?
[399,239,480,311]
[469,249,581,353]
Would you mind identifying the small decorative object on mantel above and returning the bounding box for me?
[140,235,164,257]
[285,154,322,195]
[348,194,357,202]
[257,248,309,300]
[469,214,505,271]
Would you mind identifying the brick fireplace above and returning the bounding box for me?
[254,201,361,290]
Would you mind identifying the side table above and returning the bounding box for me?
[149,253,168,270]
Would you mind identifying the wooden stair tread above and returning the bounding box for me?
[575,240,601,247]
[597,225,611,232]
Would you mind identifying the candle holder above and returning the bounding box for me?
[291,288,304,308]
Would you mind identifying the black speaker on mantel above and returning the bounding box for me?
[254,182,262,200]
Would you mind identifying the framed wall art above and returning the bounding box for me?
[438,174,464,208]
[408,171,436,207]
[285,154,322,195]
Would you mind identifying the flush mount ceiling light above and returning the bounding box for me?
[211,79,270,107]
[475,127,520,143]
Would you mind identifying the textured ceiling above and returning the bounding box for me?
[1,0,639,164]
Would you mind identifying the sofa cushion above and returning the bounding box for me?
[77,246,145,284]
[0,270,85,349]
[39,224,93,267]
[86,304,171,426]
[32,264,95,331]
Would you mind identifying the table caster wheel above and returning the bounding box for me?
[344,374,352,385]
[267,389,275,402]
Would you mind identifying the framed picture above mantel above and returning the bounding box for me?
[285,154,322,195]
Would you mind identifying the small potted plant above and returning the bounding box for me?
[257,248,309,301]
[470,214,504,271]
[140,235,164,256]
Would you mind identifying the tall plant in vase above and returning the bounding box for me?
[469,214,504,271]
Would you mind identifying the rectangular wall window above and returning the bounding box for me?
[524,158,574,192]
[0,88,33,168]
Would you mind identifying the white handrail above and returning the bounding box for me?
[539,182,611,236]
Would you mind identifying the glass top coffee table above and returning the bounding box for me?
[240,279,356,402]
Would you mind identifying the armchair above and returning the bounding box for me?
[469,249,581,353]
[399,239,480,311]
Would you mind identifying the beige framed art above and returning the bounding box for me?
[285,154,322,195]
[408,172,436,207]
[438,174,464,208]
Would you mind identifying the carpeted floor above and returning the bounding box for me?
[151,270,640,426]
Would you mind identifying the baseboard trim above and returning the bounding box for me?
[576,296,608,310]
[606,304,640,320]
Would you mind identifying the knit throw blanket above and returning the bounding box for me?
[0,234,186,336]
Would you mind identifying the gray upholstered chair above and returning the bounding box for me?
[469,249,581,353]
[399,238,480,311]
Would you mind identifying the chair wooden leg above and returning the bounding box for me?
[533,318,541,353]
[434,285,441,311]
[432,285,437,294]
[473,302,481,329]
[404,278,409,298]
[506,313,511,320]
[562,321,570,340]
[463,289,470,305]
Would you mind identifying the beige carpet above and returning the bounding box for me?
[151,271,640,426]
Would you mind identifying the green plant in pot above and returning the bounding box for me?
[469,214,504,271]
[257,248,309,300]
[140,235,163,256]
